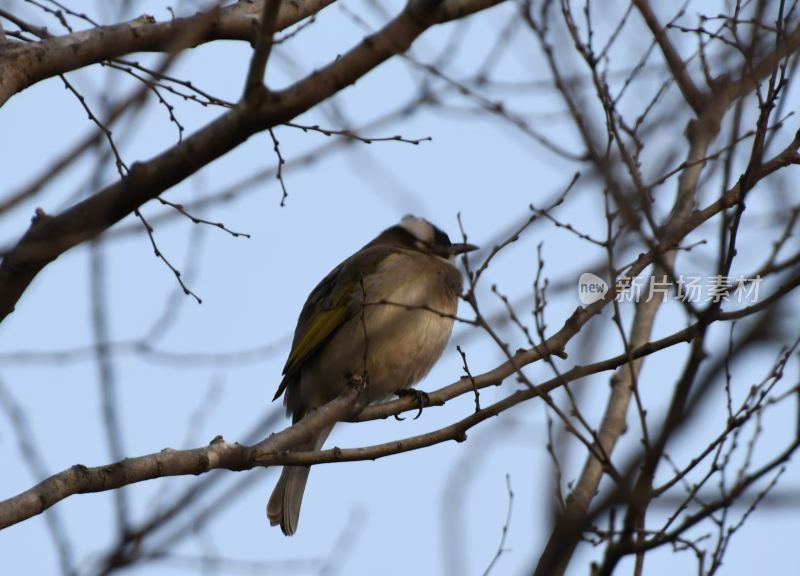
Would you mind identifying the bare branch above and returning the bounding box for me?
[632,0,706,113]
[244,0,282,96]
[0,0,506,322]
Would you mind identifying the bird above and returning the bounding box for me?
[267,215,478,535]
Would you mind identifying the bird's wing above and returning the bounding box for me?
[272,246,392,401]
[282,289,352,377]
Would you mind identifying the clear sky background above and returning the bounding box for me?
[1,0,798,575]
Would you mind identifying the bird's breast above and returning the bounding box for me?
[358,258,459,397]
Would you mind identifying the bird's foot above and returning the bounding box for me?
[394,389,430,421]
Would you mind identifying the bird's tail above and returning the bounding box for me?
[267,423,334,536]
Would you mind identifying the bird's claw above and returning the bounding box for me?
[394,389,430,420]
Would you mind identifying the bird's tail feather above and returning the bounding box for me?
[267,423,334,535]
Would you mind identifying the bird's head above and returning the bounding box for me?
[366,215,479,261]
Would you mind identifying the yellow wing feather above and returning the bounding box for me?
[283,304,348,376]
[274,249,389,403]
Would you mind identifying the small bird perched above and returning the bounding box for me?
[268,215,478,535]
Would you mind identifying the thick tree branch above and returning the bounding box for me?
[0,0,335,105]
[0,0,505,323]
[243,0,282,96]
[632,0,705,113]
[0,380,369,531]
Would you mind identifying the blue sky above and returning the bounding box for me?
[1,1,799,574]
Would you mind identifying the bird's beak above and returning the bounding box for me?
[450,242,479,255]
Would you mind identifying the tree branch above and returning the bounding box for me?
[0,380,369,530]
[243,0,282,97]
[0,0,505,323]
[0,0,335,105]
[3,275,795,531]
[632,0,705,113]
